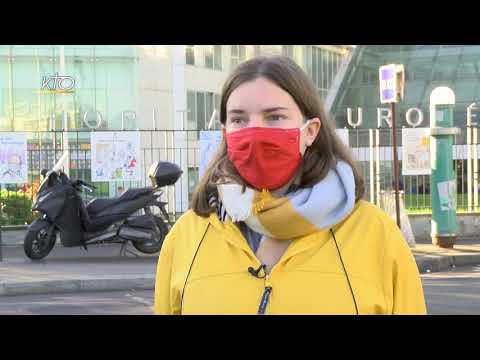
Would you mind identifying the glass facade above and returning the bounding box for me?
[307,45,344,100]
[0,45,349,218]
[0,45,139,132]
[329,45,480,210]
[0,45,140,200]
[0,44,348,136]
[332,45,480,142]
[185,45,348,101]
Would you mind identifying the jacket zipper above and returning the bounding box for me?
[257,274,272,315]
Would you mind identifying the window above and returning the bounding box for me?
[213,94,221,130]
[305,46,312,77]
[312,48,318,90]
[205,46,222,70]
[186,45,195,65]
[306,47,345,99]
[205,92,214,128]
[196,92,206,130]
[186,90,221,138]
[322,48,328,90]
[283,45,294,58]
[187,90,196,130]
[205,46,214,69]
[231,45,246,68]
[310,47,325,93]
[214,45,222,70]
[327,51,332,89]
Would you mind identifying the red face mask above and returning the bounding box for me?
[225,123,309,191]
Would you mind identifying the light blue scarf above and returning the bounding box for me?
[216,161,356,240]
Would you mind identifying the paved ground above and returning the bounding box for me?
[422,264,480,315]
[0,289,155,315]
[0,265,478,314]
[2,227,480,312]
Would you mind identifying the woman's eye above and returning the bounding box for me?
[230,118,245,124]
[267,114,285,121]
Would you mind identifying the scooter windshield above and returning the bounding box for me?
[52,152,68,173]
[37,152,68,193]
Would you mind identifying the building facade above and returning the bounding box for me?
[0,45,350,213]
[331,45,480,139]
[329,45,480,209]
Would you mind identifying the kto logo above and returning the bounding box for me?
[41,73,75,93]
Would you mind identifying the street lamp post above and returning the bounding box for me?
[379,64,405,229]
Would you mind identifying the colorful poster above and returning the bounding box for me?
[199,131,223,178]
[402,128,431,176]
[0,133,28,184]
[91,131,141,182]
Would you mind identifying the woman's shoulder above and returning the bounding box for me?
[170,209,211,235]
[162,210,209,258]
[350,200,398,227]
[340,199,404,243]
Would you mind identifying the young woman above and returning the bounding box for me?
[154,56,427,315]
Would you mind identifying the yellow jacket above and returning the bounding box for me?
[154,200,427,315]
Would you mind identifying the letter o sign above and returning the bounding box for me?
[406,108,424,128]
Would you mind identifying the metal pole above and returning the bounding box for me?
[375,129,381,207]
[474,127,479,211]
[467,124,473,212]
[0,183,3,262]
[467,103,476,212]
[369,129,375,204]
[390,102,401,228]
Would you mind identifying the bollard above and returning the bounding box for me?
[429,87,460,248]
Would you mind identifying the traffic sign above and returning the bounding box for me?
[379,64,404,104]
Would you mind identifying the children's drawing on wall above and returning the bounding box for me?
[91,131,141,182]
[0,133,28,184]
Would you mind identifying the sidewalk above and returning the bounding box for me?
[1,229,480,297]
[412,237,480,273]
[0,229,158,297]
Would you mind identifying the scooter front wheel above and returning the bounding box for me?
[24,221,56,260]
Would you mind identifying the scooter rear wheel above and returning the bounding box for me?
[24,223,56,260]
[131,217,168,254]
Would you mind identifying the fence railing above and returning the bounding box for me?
[346,128,480,213]
[0,128,478,227]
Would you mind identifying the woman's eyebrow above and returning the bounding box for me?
[227,109,246,114]
[227,107,289,114]
[262,107,289,113]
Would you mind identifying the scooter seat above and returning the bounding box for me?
[86,187,153,214]
[86,198,121,214]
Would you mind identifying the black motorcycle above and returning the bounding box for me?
[24,152,183,260]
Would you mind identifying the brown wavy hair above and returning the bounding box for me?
[191,56,364,217]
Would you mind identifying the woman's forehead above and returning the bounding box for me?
[226,78,299,112]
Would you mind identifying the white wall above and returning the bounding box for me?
[185,66,227,95]
[137,45,174,130]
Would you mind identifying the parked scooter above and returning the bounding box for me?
[24,152,183,260]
